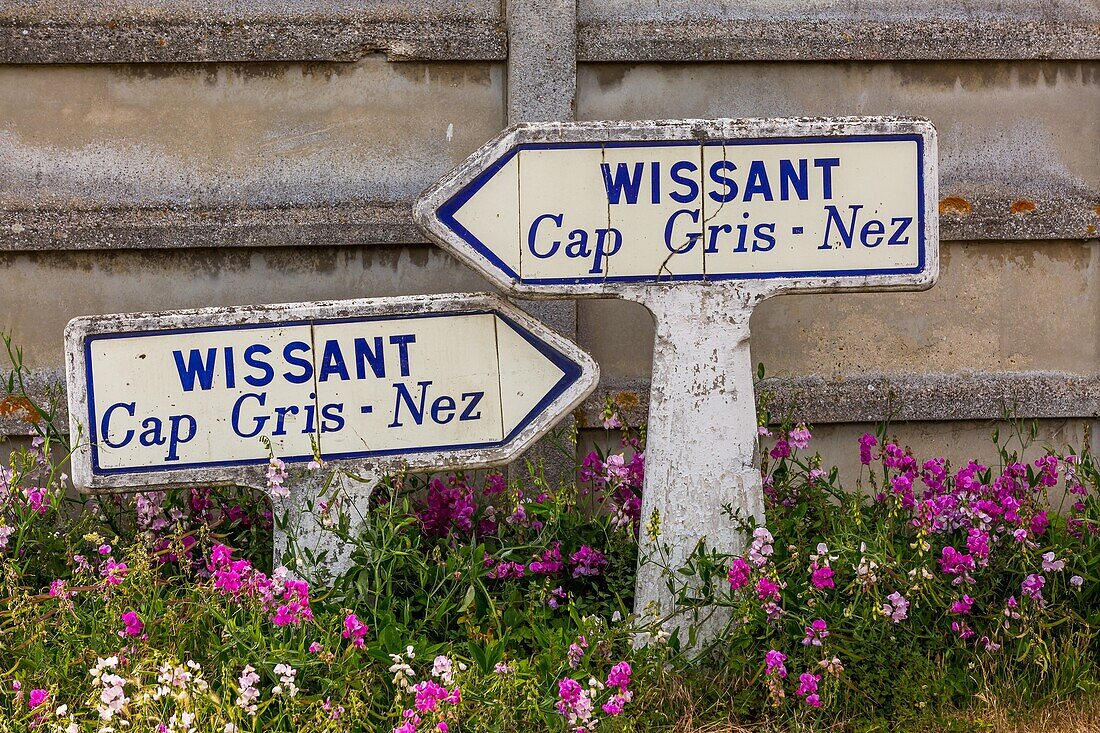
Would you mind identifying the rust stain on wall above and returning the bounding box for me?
[939,197,972,215]
[0,394,41,423]
[1009,199,1036,213]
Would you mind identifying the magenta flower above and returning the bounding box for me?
[483,472,506,496]
[602,693,629,715]
[939,546,976,585]
[1034,455,1058,487]
[342,614,369,648]
[27,689,48,710]
[727,558,752,591]
[764,649,788,678]
[756,576,781,602]
[558,677,582,705]
[570,546,608,578]
[770,439,791,460]
[121,610,144,637]
[412,680,459,714]
[810,563,835,590]
[802,619,829,646]
[966,528,991,564]
[101,560,128,585]
[1030,512,1049,536]
[796,672,821,706]
[950,595,974,615]
[606,661,631,692]
[1021,574,1046,603]
[528,543,564,575]
[858,433,878,465]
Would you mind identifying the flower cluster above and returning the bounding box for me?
[556,661,633,732]
[208,544,313,627]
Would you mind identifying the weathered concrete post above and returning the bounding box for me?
[627,285,765,633]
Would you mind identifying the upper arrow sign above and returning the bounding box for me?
[65,293,598,493]
[415,117,938,298]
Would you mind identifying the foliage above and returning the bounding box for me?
[0,381,1097,732]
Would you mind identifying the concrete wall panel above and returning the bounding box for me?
[578,241,1100,379]
[579,0,1100,61]
[0,245,490,369]
[0,59,502,210]
[0,59,503,249]
[578,62,1100,241]
[1,0,506,63]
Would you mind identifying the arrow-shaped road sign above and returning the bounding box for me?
[416,117,939,640]
[416,117,937,298]
[65,293,598,493]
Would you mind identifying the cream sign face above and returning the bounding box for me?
[416,118,937,297]
[65,293,598,491]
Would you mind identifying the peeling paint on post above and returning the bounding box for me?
[415,117,940,642]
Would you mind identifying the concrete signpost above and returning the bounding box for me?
[415,117,939,635]
[65,292,598,492]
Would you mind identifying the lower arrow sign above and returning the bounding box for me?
[65,293,598,493]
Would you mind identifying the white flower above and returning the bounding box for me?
[1041,551,1065,573]
[272,663,298,698]
[235,665,261,715]
[431,655,455,685]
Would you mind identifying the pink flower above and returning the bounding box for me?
[756,576,781,602]
[28,689,48,709]
[858,433,878,465]
[802,619,829,646]
[606,662,631,692]
[727,558,752,591]
[788,424,812,450]
[882,591,909,623]
[810,563,834,590]
[121,610,144,637]
[770,439,791,460]
[950,595,974,615]
[764,649,787,678]
[1041,552,1064,573]
[342,614,369,649]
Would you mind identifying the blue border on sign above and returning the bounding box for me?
[436,134,927,285]
[84,310,583,476]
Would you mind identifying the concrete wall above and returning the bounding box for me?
[0,0,1097,477]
